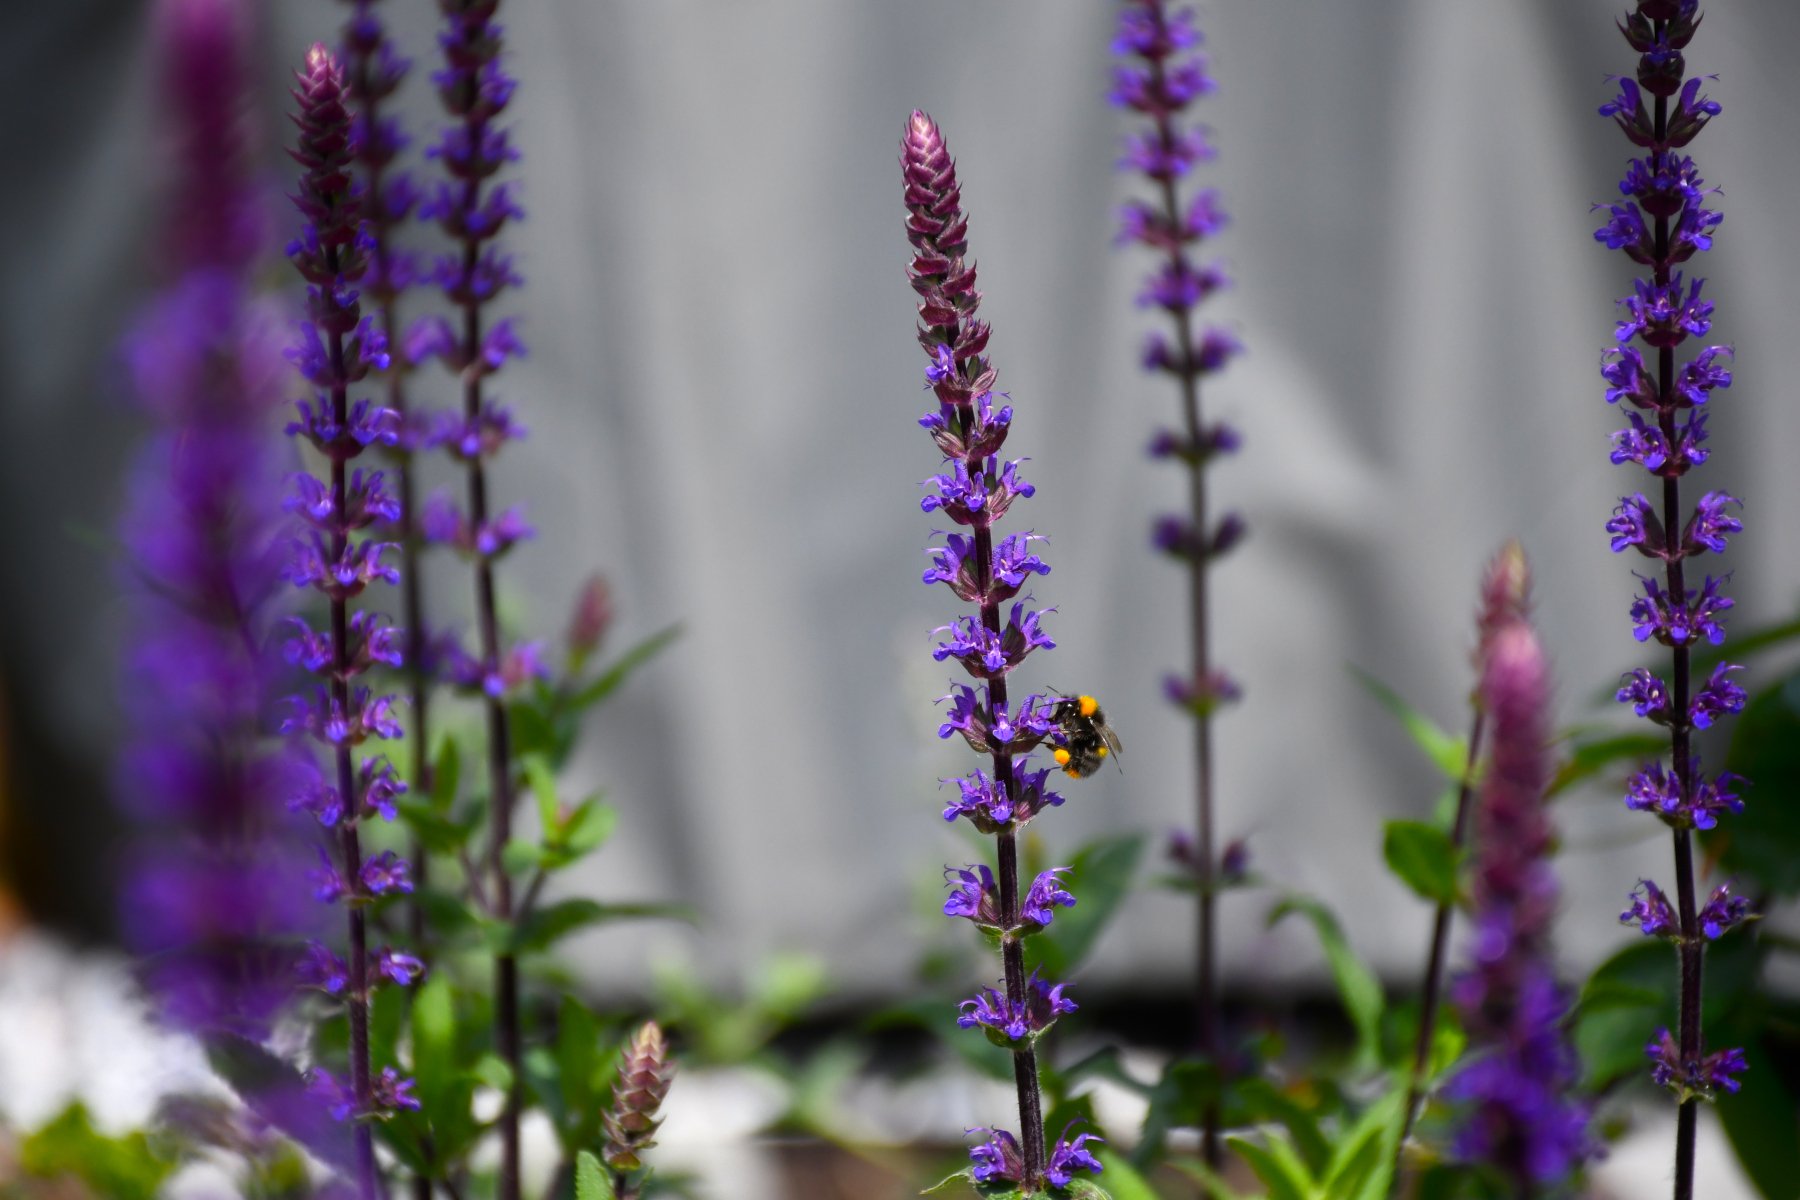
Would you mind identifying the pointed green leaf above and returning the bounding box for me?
[1166,1158,1256,1200]
[1028,833,1145,980]
[921,1169,974,1195]
[560,797,619,857]
[501,837,546,875]
[430,735,461,812]
[1549,729,1666,797]
[1062,1182,1114,1200]
[1233,1077,1329,1172]
[1350,666,1468,780]
[1319,1086,1405,1200]
[1381,819,1459,905]
[572,624,682,711]
[471,1052,514,1094]
[524,755,560,832]
[512,898,694,954]
[1227,1133,1312,1200]
[575,1150,615,1200]
[1092,1152,1157,1200]
[1269,895,1384,1070]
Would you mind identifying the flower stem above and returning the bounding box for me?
[1398,710,1486,1162]
[1649,75,1700,1200]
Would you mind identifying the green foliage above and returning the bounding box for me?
[576,1149,617,1200]
[1573,939,1672,1090]
[1268,895,1386,1071]
[1350,666,1469,780]
[654,952,829,1066]
[1547,727,1665,797]
[1720,670,1800,897]
[1381,820,1460,905]
[1715,1033,1800,1200]
[1028,833,1145,981]
[17,1105,177,1200]
[1166,1087,1404,1200]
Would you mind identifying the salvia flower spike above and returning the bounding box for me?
[904,110,1096,1195]
[119,0,305,1045]
[1398,541,1531,1158]
[283,43,417,1196]
[1596,6,1749,1194]
[420,2,534,1194]
[602,1021,676,1199]
[337,0,434,989]
[1446,619,1591,1189]
[1111,0,1240,1164]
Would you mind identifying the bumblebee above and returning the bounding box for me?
[1046,694,1123,779]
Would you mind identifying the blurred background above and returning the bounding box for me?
[3,0,1798,1195]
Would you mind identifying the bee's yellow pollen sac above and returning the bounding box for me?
[1078,695,1098,717]
[1095,746,1108,758]
[1053,748,1071,766]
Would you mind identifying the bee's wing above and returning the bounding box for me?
[1101,724,1123,756]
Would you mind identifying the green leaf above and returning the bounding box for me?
[18,1105,175,1200]
[552,996,604,1145]
[1165,1158,1256,1200]
[502,837,546,875]
[920,1168,974,1195]
[524,755,560,831]
[411,975,456,1118]
[1062,1182,1115,1200]
[1720,672,1800,897]
[576,1150,616,1200]
[396,799,481,854]
[1269,895,1385,1070]
[472,1051,515,1094]
[512,898,693,954]
[572,624,683,711]
[1574,940,1673,1090]
[1382,820,1459,905]
[1715,1036,1800,1199]
[1233,1077,1329,1172]
[429,735,461,812]
[559,797,619,857]
[510,700,558,763]
[1092,1152,1157,1200]
[1227,1133,1313,1200]
[1319,1086,1406,1200]
[1350,666,1469,780]
[1549,729,1666,797]
[1028,833,1145,980]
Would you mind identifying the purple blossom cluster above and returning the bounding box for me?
[903,110,1094,1193]
[282,45,420,1170]
[117,0,309,1044]
[1446,622,1590,1187]
[1595,1,1750,1137]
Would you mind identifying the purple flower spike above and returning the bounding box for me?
[1447,620,1590,1186]
[1113,5,1241,1163]
[282,43,411,1180]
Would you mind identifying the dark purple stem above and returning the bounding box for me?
[1143,46,1222,1169]
[440,13,522,1192]
[1648,69,1701,1200]
[325,243,380,1200]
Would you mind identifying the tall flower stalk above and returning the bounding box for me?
[283,44,420,1197]
[1445,618,1588,1193]
[118,0,300,1043]
[1594,5,1750,1195]
[339,0,432,973]
[1399,542,1529,1148]
[1109,1,1241,1165]
[903,111,1100,1196]
[417,2,533,1194]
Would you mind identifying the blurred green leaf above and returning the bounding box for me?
[1719,671,1800,897]
[1382,820,1459,905]
[523,754,560,830]
[559,798,619,858]
[1234,1077,1329,1172]
[411,975,456,1119]
[576,1150,616,1200]
[397,799,481,854]
[1063,1182,1114,1200]
[921,1170,974,1195]
[1269,895,1385,1070]
[1550,729,1666,797]
[511,700,559,763]
[472,1051,515,1094]
[1715,1036,1800,1199]
[430,735,462,812]
[1093,1152,1158,1200]
[571,624,682,712]
[513,898,692,954]
[18,1106,175,1200]
[503,837,546,875]
[1028,833,1145,981]
[1229,1133,1312,1200]
[1351,666,1468,780]
[1319,1085,1404,1200]
[1574,940,1672,1090]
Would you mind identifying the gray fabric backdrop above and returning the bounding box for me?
[5,0,1798,1000]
